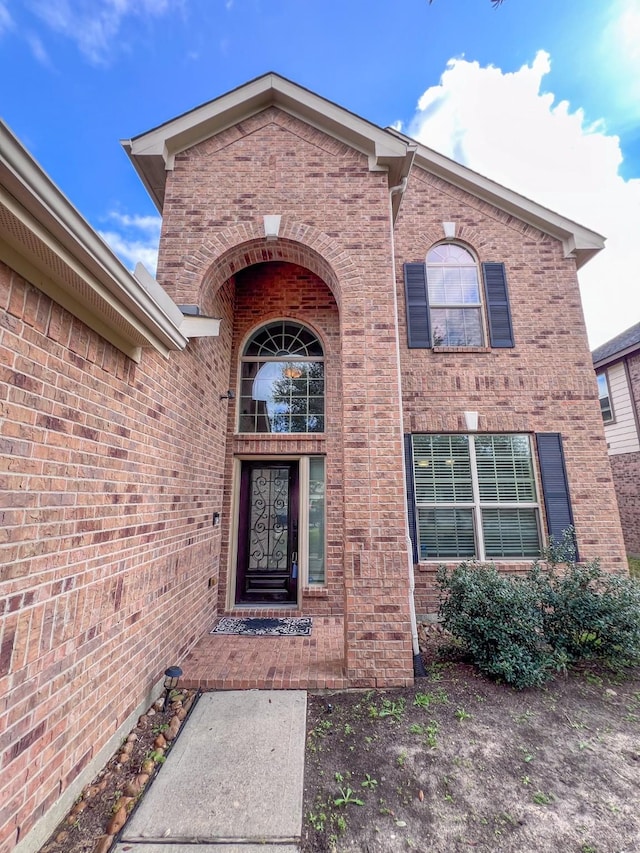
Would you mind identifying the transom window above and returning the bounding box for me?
[412,434,541,560]
[597,372,614,423]
[238,321,324,434]
[426,244,484,347]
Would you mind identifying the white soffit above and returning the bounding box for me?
[0,121,188,360]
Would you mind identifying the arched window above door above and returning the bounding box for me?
[238,320,325,434]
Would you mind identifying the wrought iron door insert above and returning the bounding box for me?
[236,461,299,604]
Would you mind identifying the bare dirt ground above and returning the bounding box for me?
[302,648,640,853]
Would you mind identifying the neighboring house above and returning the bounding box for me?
[592,322,640,556]
[0,73,627,851]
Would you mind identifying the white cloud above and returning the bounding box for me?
[28,0,175,64]
[98,211,161,273]
[0,2,14,34]
[406,51,640,348]
[26,31,51,65]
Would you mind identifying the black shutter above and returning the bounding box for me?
[536,433,578,558]
[403,263,431,348]
[482,262,514,348]
[404,434,419,563]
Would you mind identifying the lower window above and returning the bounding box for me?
[412,434,541,560]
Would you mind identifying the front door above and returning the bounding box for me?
[236,461,299,604]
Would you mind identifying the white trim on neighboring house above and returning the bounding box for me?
[0,121,200,361]
[601,362,640,455]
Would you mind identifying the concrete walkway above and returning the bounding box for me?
[115,691,306,851]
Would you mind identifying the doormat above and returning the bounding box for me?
[210,617,312,637]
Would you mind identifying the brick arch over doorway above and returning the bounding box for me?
[171,219,360,310]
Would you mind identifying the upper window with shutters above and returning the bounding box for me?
[403,243,515,350]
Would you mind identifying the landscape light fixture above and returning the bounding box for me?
[163,665,183,712]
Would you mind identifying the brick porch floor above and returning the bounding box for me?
[179,615,348,690]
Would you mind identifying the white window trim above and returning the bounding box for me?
[426,242,487,348]
[414,434,542,562]
[597,371,615,424]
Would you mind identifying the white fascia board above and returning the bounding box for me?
[0,121,187,353]
[406,141,605,268]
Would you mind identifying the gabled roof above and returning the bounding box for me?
[592,321,640,368]
[123,72,604,268]
[122,72,415,220]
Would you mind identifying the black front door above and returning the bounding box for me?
[236,461,299,604]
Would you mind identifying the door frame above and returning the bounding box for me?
[227,456,306,610]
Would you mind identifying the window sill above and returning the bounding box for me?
[234,432,325,440]
[417,559,535,570]
[432,346,492,354]
[302,586,329,597]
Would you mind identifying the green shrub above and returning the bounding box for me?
[531,559,640,666]
[436,563,563,689]
[437,534,640,689]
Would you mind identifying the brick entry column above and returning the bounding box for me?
[341,286,415,688]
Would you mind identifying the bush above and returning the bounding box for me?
[437,535,640,688]
[531,559,640,667]
[436,563,563,689]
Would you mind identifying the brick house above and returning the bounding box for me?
[0,73,627,850]
[592,322,640,556]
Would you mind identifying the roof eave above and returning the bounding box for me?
[391,130,605,267]
[1,121,188,358]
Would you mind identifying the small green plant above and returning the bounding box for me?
[521,748,534,763]
[146,749,166,764]
[580,844,597,853]
[454,708,472,722]
[414,689,448,709]
[532,791,553,805]
[380,698,406,721]
[308,810,326,831]
[409,723,425,735]
[334,787,364,807]
[335,815,347,833]
[396,750,407,767]
[361,773,378,789]
[521,775,531,786]
[152,723,169,734]
[343,723,354,736]
[425,721,439,749]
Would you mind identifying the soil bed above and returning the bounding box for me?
[38,689,196,853]
[302,652,640,853]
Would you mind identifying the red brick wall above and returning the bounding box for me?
[609,451,640,556]
[608,351,640,556]
[394,167,628,613]
[0,262,234,850]
[156,107,415,687]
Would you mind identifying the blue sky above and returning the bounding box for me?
[1,0,639,347]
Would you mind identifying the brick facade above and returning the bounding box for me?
[0,263,233,850]
[0,76,628,851]
[608,351,640,556]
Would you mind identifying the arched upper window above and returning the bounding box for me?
[238,321,325,434]
[426,244,484,347]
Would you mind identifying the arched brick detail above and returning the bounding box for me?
[178,220,361,311]
[410,226,492,261]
